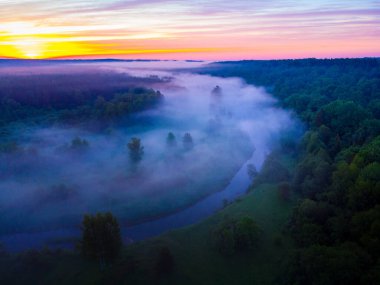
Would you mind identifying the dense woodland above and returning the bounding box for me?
[203,58,380,284]
[0,72,165,163]
[0,58,379,284]
[0,72,164,130]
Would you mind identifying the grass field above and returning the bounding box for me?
[124,182,296,285]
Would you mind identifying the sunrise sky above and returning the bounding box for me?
[0,0,379,60]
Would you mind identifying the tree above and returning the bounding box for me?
[127,137,144,162]
[214,220,235,256]
[234,217,260,250]
[182,133,194,150]
[166,132,177,148]
[253,154,290,186]
[213,217,260,256]
[80,212,122,269]
[211,85,222,97]
[156,246,174,276]
[70,137,89,151]
[287,243,370,285]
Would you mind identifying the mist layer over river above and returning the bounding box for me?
[0,61,300,251]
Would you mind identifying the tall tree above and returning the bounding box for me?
[70,137,89,152]
[156,246,174,276]
[166,132,177,148]
[80,212,122,269]
[182,133,194,150]
[127,137,144,162]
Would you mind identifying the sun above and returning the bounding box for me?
[24,50,39,58]
[12,38,44,59]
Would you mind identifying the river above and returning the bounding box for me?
[0,151,265,252]
[0,61,294,252]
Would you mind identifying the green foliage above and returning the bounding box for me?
[80,212,122,267]
[203,59,380,284]
[234,217,260,250]
[293,131,333,197]
[213,216,260,256]
[287,243,371,285]
[1,58,379,285]
[213,219,235,256]
[97,90,163,121]
[370,99,380,119]
[0,248,67,285]
[0,79,163,130]
[253,153,290,186]
[289,199,333,246]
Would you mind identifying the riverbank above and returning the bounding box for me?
[0,142,255,252]
[0,152,297,285]
[120,153,297,285]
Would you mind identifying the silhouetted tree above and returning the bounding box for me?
[70,137,89,151]
[80,212,122,269]
[128,137,144,162]
[182,133,194,150]
[211,85,222,98]
[166,132,177,148]
[234,217,261,250]
[156,246,174,276]
[214,217,260,256]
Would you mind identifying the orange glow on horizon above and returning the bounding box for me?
[0,1,379,60]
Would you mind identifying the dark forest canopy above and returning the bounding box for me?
[202,58,380,111]
[0,72,165,129]
[201,58,380,285]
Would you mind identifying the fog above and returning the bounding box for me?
[0,61,300,241]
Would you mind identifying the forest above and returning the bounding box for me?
[0,58,379,284]
[201,58,380,284]
[0,70,165,129]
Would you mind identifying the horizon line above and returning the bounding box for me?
[0,56,379,62]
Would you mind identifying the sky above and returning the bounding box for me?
[0,0,379,60]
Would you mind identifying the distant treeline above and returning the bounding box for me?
[0,72,165,127]
[203,58,380,285]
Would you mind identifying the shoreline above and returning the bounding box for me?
[0,147,257,252]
